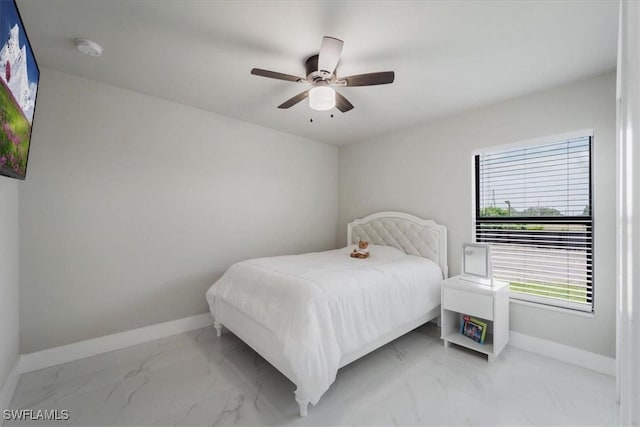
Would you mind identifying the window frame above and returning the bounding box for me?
[471,130,595,313]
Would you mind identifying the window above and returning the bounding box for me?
[474,132,593,312]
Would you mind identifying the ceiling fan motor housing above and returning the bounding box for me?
[305,55,331,81]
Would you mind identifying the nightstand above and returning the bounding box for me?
[440,275,509,362]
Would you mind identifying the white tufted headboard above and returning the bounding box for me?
[348,211,448,278]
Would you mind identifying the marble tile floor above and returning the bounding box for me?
[7,323,617,427]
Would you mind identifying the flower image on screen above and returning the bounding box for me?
[0,0,38,180]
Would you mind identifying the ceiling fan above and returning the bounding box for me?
[251,36,395,113]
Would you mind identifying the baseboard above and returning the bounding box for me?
[509,331,615,376]
[17,313,213,376]
[0,357,21,415]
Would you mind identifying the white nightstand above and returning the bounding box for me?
[440,275,509,362]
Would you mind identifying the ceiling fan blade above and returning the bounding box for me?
[251,68,304,82]
[339,71,395,87]
[278,90,309,109]
[335,91,354,113]
[318,36,343,75]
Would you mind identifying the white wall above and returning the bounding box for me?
[339,72,616,357]
[0,177,19,392]
[19,69,338,353]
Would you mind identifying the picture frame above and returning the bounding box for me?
[460,315,488,344]
[461,243,492,285]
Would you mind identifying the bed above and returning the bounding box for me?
[205,211,448,416]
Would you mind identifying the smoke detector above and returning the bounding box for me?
[75,39,102,57]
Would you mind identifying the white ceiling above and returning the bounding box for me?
[16,0,618,145]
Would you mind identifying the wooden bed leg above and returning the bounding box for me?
[294,390,309,417]
[214,321,222,337]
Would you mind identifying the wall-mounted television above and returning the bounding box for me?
[0,0,38,180]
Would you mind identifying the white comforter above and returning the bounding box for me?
[205,245,442,405]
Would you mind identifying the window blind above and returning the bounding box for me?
[474,135,593,312]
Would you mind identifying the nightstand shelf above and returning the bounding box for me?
[441,276,509,362]
[442,331,494,355]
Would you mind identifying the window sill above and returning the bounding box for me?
[509,298,595,318]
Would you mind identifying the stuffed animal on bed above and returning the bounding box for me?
[350,240,370,259]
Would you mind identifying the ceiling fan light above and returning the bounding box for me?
[309,86,335,111]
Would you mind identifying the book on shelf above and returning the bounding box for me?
[460,315,488,344]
